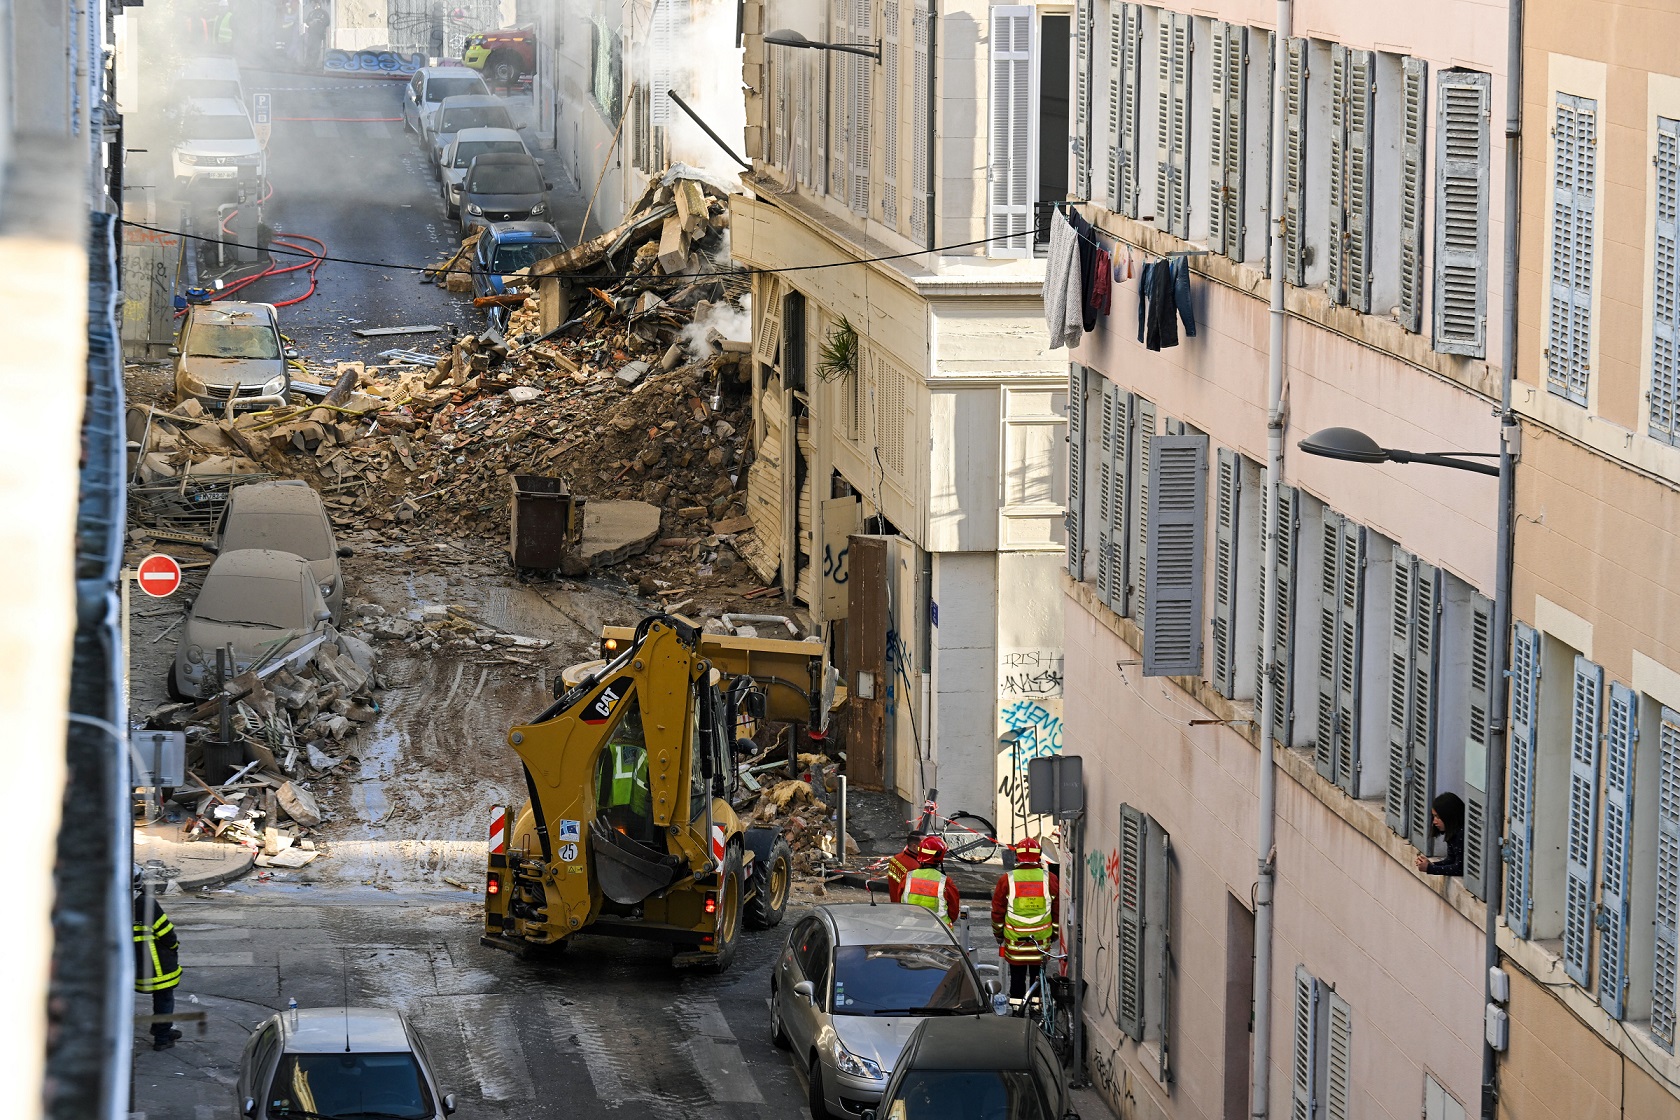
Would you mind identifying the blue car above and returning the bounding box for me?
[470,221,566,328]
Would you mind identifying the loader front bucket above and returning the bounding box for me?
[590,816,684,904]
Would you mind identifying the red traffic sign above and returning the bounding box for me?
[136,553,183,598]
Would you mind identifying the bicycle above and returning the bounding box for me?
[1010,949,1075,1068]
[911,787,1000,865]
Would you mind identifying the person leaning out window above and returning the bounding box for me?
[1414,792,1465,877]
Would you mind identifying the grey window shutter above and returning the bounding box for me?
[1654,708,1680,1051]
[1210,22,1245,260]
[1650,119,1680,445]
[1144,434,1208,677]
[1433,69,1491,356]
[1073,0,1091,199]
[1598,682,1638,1019]
[1315,511,1344,782]
[910,7,930,242]
[794,52,811,185]
[1095,382,1130,613]
[849,0,872,215]
[1290,967,1320,1120]
[1405,561,1441,851]
[1211,448,1242,697]
[881,0,900,227]
[988,5,1035,256]
[1154,13,1191,237]
[1118,803,1148,1040]
[1505,622,1541,940]
[1315,515,1364,792]
[1464,594,1494,901]
[1546,94,1597,404]
[1324,988,1352,1120]
[1110,4,1142,216]
[1129,398,1157,623]
[1384,551,1415,834]
[816,41,830,191]
[1327,44,1348,305]
[1283,37,1308,286]
[1256,481,1299,747]
[1346,51,1375,312]
[1066,365,1086,580]
[1399,58,1429,333]
[1254,30,1275,279]
[1562,656,1604,987]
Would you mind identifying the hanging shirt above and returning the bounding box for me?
[1042,211,1085,349]
[1090,247,1113,316]
[1070,210,1101,331]
[1169,255,1198,338]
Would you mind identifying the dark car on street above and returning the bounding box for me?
[458,151,552,236]
[863,1015,1079,1120]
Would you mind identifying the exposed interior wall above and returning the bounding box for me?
[930,551,998,816]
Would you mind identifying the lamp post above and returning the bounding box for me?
[1299,422,1515,1120]
[763,28,882,61]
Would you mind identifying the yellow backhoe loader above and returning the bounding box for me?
[482,614,828,970]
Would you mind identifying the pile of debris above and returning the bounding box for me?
[130,169,767,594]
[142,628,383,862]
[734,743,850,875]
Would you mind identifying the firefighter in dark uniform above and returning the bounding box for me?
[133,867,183,1050]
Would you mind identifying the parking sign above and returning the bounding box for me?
[253,93,272,147]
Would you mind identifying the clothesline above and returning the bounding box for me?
[1042,203,1199,352]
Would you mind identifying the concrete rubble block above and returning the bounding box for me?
[491,633,551,649]
[187,454,265,477]
[616,360,651,388]
[306,743,341,770]
[578,500,664,569]
[262,826,296,856]
[336,631,378,678]
[323,715,352,741]
[175,398,208,419]
[256,847,318,869]
[269,676,314,711]
[277,781,323,827]
[657,214,690,274]
[507,385,544,404]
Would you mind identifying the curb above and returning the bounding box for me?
[171,848,256,893]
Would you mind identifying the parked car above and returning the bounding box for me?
[234,1006,457,1120]
[458,151,552,236]
[172,301,293,414]
[462,25,536,84]
[213,480,352,621]
[170,549,333,699]
[470,221,565,326]
[172,97,264,189]
[439,126,534,216]
[402,66,490,141]
[771,903,993,1120]
[169,56,245,107]
[863,1015,1080,1120]
[427,93,519,167]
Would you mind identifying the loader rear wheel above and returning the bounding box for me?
[745,836,792,930]
[700,844,743,973]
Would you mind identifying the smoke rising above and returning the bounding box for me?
[680,293,751,363]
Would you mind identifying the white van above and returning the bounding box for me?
[172,97,265,188]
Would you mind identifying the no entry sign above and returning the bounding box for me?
[136,553,183,598]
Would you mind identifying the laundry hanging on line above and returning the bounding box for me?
[1137,255,1197,351]
[1043,208,1085,349]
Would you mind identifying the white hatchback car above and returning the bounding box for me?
[235,1006,457,1120]
[173,97,264,188]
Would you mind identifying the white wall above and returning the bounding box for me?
[994,551,1066,842]
[930,551,998,815]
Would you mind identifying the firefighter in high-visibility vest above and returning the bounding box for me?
[991,837,1060,1004]
[901,834,961,925]
[133,866,184,1051]
[884,837,924,903]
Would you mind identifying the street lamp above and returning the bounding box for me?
[764,28,882,61]
[1298,426,1500,476]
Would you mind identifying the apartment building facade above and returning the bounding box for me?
[1058,3,1508,1118]
[732,0,1068,824]
[1492,3,1680,1117]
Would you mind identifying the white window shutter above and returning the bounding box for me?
[1209,22,1244,260]
[1653,708,1680,1051]
[648,0,684,126]
[881,0,900,227]
[1118,803,1147,1040]
[988,5,1035,256]
[1290,967,1320,1120]
[910,7,930,241]
[794,53,812,185]
[849,0,872,215]
[1384,552,1415,834]
[1154,13,1190,237]
[1464,594,1495,901]
[1400,58,1429,333]
[1111,3,1142,216]
[1598,682,1638,1019]
[1562,656,1604,987]
[773,46,791,168]
[1283,37,1308,286]
[1506,622,1541,940]
[1324,990,1353,1120]
[816,46,831,191]
[1406,562,1440,851]
[1073,0,1091,199]
[754,274,784,370]
[1129,398,1157,623]
[1650,119,1680,445]
[1547,94,1597,403]
[1106,5,1125,208]
[1066,365,1086,580]
[1328,44,1348,305]
[829,0,850,199]
[1211,448,1242,698]
[1143,434,1208,677]
[1433,69,1491,356]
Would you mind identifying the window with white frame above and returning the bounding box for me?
[1546,93,1598,406]
[1648,117,1680,446]
[1291,967,1353,1120]
[1424,1074,1467,1120]
[988,5,1073,257]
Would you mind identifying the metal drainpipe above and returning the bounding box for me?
[1482,1,1524,1116]
[924,2,938,253]
[1251,2,1292,1117]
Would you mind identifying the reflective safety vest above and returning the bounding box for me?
[215,11,233,43]
[1002,868,1053,963]
[608,742,651,817]
[886,850,920,899]
[904,867,951,924]
[133,901,182,993]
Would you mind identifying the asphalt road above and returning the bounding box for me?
[129,885,820,1120]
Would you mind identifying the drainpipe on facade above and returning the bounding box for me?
[923,3,938,254]
[1481,1,1524,1117]
[1251,2,1293,1117]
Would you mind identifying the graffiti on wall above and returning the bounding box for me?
[1000,648,1065,698]
[1083,841,1135,1120]
[994,697,1064,842]
[323,48,427,75]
